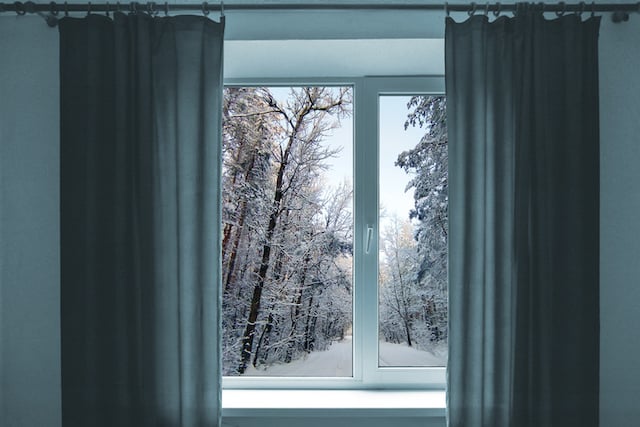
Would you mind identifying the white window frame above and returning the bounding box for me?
[222,76,445,391]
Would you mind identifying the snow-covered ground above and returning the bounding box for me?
[379,340,446,367]
[245,337,353,377]
[244,336,446,377]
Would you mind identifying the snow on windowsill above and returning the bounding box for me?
[222,389,446,418]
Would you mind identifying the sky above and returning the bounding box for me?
[378,96,426,229]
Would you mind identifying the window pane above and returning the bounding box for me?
[378,95,448,368]
[222,87,353,377]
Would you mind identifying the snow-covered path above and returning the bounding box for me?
[379,340,446,367]
[245,337,353,377]
[244,337,446,376]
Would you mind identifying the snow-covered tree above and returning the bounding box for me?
[395,95,448,344]
[379,96,448,355]
[221,87,279,371]
[379,216,421,347]
[221,87,353,375]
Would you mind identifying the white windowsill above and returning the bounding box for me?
[222,389,446,418]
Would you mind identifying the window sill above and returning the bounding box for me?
[222,389,446,418]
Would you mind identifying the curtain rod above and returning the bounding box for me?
[1,1,637,26]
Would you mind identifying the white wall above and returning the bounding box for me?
[0,16,61,427]
[2,6,640,427]
[598,16,640,427]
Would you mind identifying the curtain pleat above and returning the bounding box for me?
[59,13,224,427]
[446,8,600,427]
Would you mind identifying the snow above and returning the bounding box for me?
[243,336,446,377]
[379,340,446,367]
[245,337,353,377]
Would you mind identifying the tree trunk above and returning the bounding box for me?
[223,199,247,293]
[253,311,274,367]
[404,320,413,347]
[303,293,315,352]
[238,130,297,374]
[285,252,311,363]
[223,151,257,293]
[284,286,304,363]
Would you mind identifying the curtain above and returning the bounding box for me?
[59,12,224,427]
[446,6,600,427]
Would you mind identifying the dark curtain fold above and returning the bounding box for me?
[59,12,224,427]
[446,8,600,427]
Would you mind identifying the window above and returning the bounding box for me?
[222,77,446,389]
[378,94,448,369]
[221,86,354,378]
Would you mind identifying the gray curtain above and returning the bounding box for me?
[446,7,600,427]
[59,13,224,427]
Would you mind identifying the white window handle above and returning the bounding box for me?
[365,225,373,254]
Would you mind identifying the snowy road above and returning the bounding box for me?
[244,336,446,377]
[379,340,446,366]
[245,337,353,377]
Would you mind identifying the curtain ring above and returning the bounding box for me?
[86,1,91,15]
[555,1,565,16]
[164,1,168,15]
[148,1,157,16]
[116,1,120,12]
[444,2,450,17]
[49,1,58,15]
[493,2,501,16]
[130,1,136,14]
[484,2,489,15]
[578,1,586,16]
[105,1,110,16]
[591,1,596,17]
[63,0,68,16]
[202,1,209,15]
[24,0,35,13]
[220,0,224,17]
[14,1,26,15]
[468,2,477,16]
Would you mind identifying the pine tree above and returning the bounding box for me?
[393,95,448,346]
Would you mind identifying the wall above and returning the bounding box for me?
[598,16,640,427]
[0,16,61,427]
[1,6,640,427]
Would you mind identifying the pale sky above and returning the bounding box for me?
[378,95,425,229]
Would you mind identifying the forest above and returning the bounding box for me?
[221,86,447,375]
[378,95,448,361]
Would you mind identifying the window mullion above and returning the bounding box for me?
[354,78,380,386]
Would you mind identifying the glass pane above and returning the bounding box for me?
[378,95,448,367]
[222,87,353,376]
